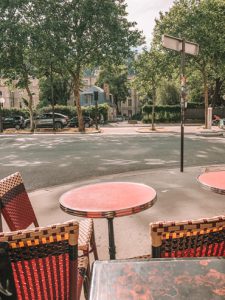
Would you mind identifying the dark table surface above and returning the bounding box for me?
[89,257,225,300]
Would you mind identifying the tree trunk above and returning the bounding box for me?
[114,96,120,115]
[72,72,84,132]
[25,82,34,132]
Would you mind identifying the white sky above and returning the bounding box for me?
[126,0,174,45]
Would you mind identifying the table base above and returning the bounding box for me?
[107,218,116,259]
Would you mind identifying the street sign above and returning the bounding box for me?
[162,34,199,55]
[161,34,199,173]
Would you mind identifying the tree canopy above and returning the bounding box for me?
[132,0,225,127]
[96,65,130,114]
[0,0,144,131]
[32,0,144,131]
[152,0,225,126]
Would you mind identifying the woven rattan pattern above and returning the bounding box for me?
[78,219,92,251]
[151,215,225,258]
[0,220,88,300]
[0,172,98,261]
[0,172,38,230]
[0,172,22,197]
[0,220,78,243]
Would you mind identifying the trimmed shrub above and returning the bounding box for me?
[2,104,110,122]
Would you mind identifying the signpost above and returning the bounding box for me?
[162,34,199,172]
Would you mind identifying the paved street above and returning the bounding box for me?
[1,128,225,191]
[1,126,225,300]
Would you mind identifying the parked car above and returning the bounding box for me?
[24,112,69,129]
[68,116,94,128]
[3,115,25,130]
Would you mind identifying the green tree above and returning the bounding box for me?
[0,1,38,131]
[152,0,225,127]
[39,74,73,107]
[157,79,180,105]
[133,50,165,130]
[32,0,144,131]
[96,65,129,114]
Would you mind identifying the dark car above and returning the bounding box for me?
[68,116,94,128]
[24,112,69,129]
[3,116,25,130]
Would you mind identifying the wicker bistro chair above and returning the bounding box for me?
[0,172,98,260]
[0,220,89,300]
[150,215,225,258]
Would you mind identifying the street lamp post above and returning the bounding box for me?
[0,91,5,133]
[162,34,199,172]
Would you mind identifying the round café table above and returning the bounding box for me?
[59,182,157,259]
[197,171,225,195]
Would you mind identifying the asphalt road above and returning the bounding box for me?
[1,132,225,191]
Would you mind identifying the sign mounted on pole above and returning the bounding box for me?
[162,34,199,173]
[162,34,199,55]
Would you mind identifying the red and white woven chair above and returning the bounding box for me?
[0,220,88,300]
[150,215,225,258]
[0,172,98,260]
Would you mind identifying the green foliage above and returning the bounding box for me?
[186,70,204,103]
[39,75,72,107]
[133,49,165,97]
[156,79,180,105]
[38,105,76,118]
[31,0,143,131]
[96,65,129,114]
[37,104,109,121]
[84,103,109,121]
[142,105,180,123]
[151,0,225,107]
[1,108,29,119]
[0,0,144,131]
[142,102,205,123]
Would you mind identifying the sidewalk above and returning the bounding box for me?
[18,166,225,260]
[105,122,224,135]
[136,124,224,136]
[1,123,224,136]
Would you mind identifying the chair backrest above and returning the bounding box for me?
[0,172,39,231]
[150,215,225,258]
[0,220,79,300]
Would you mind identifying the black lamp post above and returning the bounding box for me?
[0,91,5,133]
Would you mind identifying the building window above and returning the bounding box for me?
[83,94,93,105]
[10,92,15,107]
[83,79,89,86]
[128,99,132,107]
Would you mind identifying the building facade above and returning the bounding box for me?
[119,88,140,118]
[80,85,116,121]
[0,78,39,109]
[81,75,141,119]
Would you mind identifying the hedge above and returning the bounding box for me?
[142,103,205,123]
[2,104,110,121]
